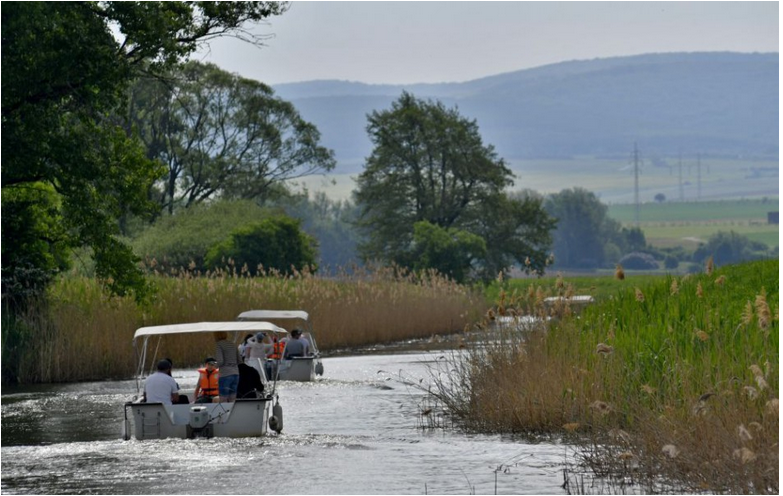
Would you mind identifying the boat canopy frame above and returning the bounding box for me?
[132,321,288,395]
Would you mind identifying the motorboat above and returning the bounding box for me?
[122,321,288,440]
[237,310,324,382]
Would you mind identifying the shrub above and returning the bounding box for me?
[205,216,318,275]
[619,251,659,270]
[663,254,679,269]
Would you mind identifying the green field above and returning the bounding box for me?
[296,157,780,205]
[608,199,779,249]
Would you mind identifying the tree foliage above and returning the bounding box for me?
[1,2,287,305]
[693,231,771,266]
[543,188,660,269]
[205,216,318,275]
[129,61,335,214]
[132,200,270,271]
[354,92,554,281]
[409,222,486,284]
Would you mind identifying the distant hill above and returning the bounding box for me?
[273,52,778,173]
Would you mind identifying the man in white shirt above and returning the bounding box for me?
[144,359,179,404]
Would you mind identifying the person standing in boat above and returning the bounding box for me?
[214,331,241,402]
[193,357,220,403]
[247,333,273,362]
[238,334,253,363]
[144,359,179,405]
[282,329,310,358]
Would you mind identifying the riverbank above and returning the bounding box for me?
[1,267,484,384]
[432,259,779,494]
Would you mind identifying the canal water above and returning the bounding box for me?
[1,352,571,495]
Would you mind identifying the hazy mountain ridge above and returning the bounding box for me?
[273,52,778,172]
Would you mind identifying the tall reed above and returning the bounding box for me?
[431,260,779,493]
[3,265,484,383]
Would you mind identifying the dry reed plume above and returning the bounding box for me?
[5,265,485,382]
[429,260,779,494]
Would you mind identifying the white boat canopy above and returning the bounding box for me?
[237,310,310,322]
[133,321,287,341]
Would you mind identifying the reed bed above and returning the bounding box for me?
[3,265,484,383]
[430,260,779,494]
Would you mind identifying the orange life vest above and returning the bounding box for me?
[197,367,219,397]
[269,340,285,360]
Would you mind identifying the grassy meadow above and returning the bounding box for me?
[2,266,484,384]
[431,259,779,493]
[608,198,780,250]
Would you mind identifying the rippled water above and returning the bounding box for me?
[2,352,570,495]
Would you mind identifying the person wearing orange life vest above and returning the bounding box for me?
[269,337,285,360]
[193,357,220,403]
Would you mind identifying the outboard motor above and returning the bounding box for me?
[315,361,324,376]
[187,406,213,438]
[269,399,284,433]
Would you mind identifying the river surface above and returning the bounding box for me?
[1,352,571,495]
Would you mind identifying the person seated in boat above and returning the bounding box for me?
[143,359,179,405]
[269,335,285,360]
[237,362,265,399]
[282,329,310,359]
[193,357,220,404]
[162,358,190,404]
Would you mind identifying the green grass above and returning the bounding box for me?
[607,198,779,250]
[607,198,779,223]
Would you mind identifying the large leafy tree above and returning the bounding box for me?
[354,92,554,281]
[544,187,616,268]
[129,61,336,214]
[1,2,287,305]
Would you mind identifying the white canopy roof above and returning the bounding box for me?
[133,321,287,340]
[237,310,309,321]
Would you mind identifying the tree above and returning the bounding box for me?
[204,216,318,275]
[693,231,770,266]
[654,193,666,203]
[354,92,554,280]
[409,222,486,284]
[544,188,613,268]
[129,61,335,214]
[2,2,287,305]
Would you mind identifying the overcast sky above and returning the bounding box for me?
[196,1,779,86]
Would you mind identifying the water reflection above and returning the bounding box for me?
[2,352,569,495]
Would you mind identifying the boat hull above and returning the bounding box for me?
[126,398,271,440]
[275,357,318,382]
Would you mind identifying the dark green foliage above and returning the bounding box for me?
[693,230,772,266]
[132,200,269,270]
[354,92,554,281]
[128,61,335,214]
[205,216,317,275]
[2,2,286,305]
[664,254,680,270]
[409,222,486,284]
[544,188,611,268]
[1,187,71,310]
